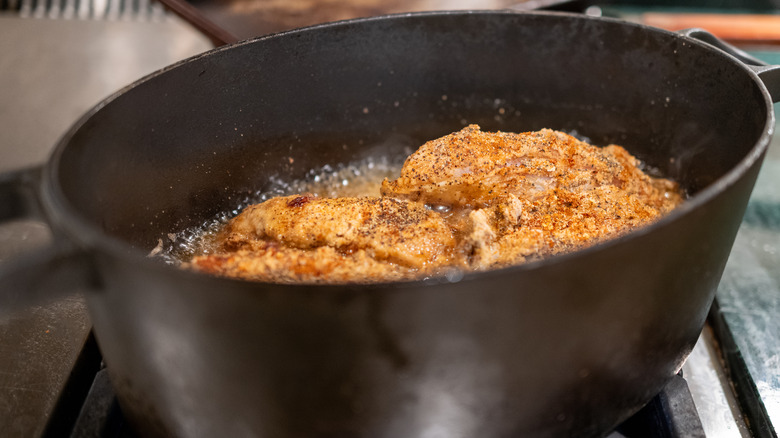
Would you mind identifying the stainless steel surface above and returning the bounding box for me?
[0,14,211,437]
[607,327,748,438]
[17,0,168,21]
[683,326,751,438]
[0,14,212,173]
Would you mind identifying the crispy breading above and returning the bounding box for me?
[189,125,683,283]
[190,244,414,284]
[190,195,460,282]
[381,125,679,211]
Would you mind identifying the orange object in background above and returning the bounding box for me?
[642,13,780,46]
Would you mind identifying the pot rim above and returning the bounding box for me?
[40,10,777,290]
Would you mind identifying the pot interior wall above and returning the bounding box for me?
[53,11,768,249]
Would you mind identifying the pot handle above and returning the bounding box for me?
[679,28,780,103]
[0,167,97,316]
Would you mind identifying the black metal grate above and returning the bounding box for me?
[58,343,707,438]
[0,0,167,20]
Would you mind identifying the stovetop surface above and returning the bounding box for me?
[0,3,779,437]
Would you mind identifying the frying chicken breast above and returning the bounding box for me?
[380,125,682,269]
[190,244,415,283]
[381,125,679,211]
[187,125,683,283]
[190,195,459,282]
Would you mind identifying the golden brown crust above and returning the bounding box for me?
[189,244,414,284]
[381,125,680,209]
[188,125,683,283]
[189,195,459,282]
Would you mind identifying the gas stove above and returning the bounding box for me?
[0,2,778,437]
[36,311,762,437]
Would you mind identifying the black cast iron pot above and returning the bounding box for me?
[2,11,779,438]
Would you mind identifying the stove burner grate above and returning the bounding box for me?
[62,365,705,438]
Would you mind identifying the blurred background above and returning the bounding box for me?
[1,0,780,46]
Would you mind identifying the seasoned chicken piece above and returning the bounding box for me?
[189,195,460,282]
[381,124,680,212]
[381,125,683,270]
[458,194,546,269]
[190,244,415,283]
[186,126,683,283]
[466,184,679,269]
